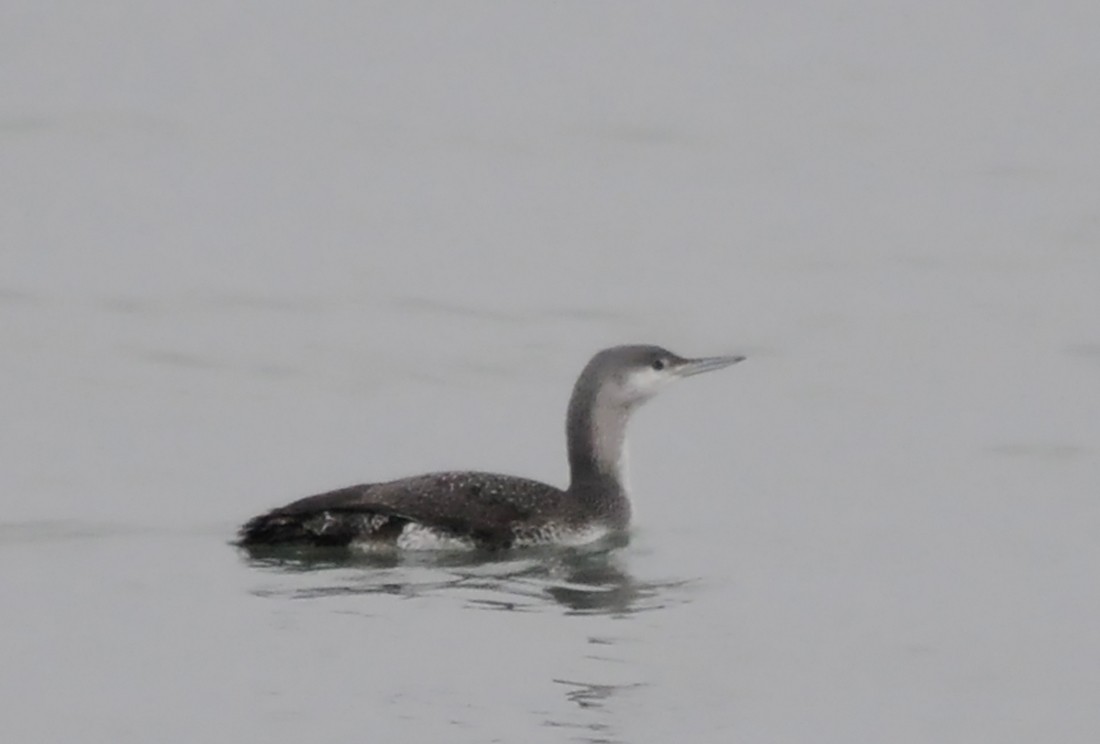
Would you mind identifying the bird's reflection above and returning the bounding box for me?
[241,535,693,616]
[542,677,648,744]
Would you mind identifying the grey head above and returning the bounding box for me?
[565,345,745,511]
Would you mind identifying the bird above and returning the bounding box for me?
[237,344,744,551]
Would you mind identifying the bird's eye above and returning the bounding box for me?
[651,358,666,371]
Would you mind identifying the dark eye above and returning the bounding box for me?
[651,358,666,371]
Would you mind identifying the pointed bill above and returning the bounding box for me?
[673,355,746,377]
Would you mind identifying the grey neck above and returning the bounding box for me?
[565,380,632,515]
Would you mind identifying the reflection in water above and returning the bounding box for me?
[242,539,668,743]
[241,537,694,617]
[546,678,648,744]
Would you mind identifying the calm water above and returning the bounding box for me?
[3,3,1099,742]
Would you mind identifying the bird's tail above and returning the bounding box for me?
[236,509,321,546]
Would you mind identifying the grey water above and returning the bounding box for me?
[3,3,1100,742]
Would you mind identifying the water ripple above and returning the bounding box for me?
[243,541,696,617]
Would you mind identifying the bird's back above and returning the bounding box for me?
[238,471,587,550]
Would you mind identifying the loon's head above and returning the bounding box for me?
[576,344,746,412]
[565,343,746,492]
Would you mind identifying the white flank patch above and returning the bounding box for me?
[349,522,613,552]
[394,523,476,551]
[510,523,612,548]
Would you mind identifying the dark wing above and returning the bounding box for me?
[237,472,564,548]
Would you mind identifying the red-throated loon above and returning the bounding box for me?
[237,344,745,550]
